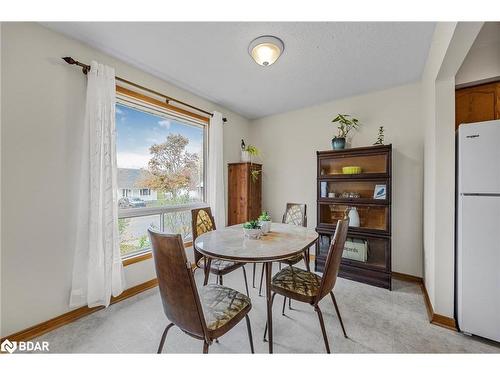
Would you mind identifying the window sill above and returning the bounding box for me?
[122,241,193,267]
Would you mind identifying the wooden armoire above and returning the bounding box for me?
[227,162,262,225]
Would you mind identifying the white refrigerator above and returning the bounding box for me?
[457,119,500,342]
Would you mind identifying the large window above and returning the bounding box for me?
[116,98,207,259]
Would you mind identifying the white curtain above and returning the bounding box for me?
[70,61,125,308]
[207,112,226,227]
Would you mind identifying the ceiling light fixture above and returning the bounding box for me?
[248,35,284,67]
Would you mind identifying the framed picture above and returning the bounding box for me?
[373,184,386,199]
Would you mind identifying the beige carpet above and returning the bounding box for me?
[36,262,500,353]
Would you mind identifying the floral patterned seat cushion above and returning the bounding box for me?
[271,266,322,300]
[200,284,251,331]
[197,258,241,273]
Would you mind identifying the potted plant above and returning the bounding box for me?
[243,220,262,239]
[331,114,360,150]
[258,211,271,234]
[240,139,260,163]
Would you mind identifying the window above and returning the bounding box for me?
[116,98,207,259]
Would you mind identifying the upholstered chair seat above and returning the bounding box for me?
[271,266,322,303]
[196,258,242,275]
[200,284,252,337]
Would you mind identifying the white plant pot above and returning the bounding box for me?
[244,228,262,239]
[241,150,250,162]
[259,221,271,234]
[348,207,360,227]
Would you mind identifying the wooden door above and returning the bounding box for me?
[227,163,249,225]
[456,82,500,129]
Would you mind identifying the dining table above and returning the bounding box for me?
[194,222,319,353]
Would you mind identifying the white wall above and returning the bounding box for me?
[456,22,500,85]
[422,22,483,318]
[0,22,250,337]
[250,83,424,277]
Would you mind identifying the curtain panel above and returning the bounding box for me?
[207,112,226,228]
[70,61,125,308]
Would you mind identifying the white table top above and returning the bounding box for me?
[194,223,318,263]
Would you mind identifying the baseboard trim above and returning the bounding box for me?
[1,278,158,343]
[394,273,458,331]
[391,271,423,284]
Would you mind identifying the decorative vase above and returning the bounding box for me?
[241,150,250,162]
[244,228,262,239]
[348,207,360,227]
[259,221,271,234]
[332,137,346,150]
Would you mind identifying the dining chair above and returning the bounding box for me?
[257,203,309,299]
[191,207,249,296]
[262,212,350,353]
[148,228,255,354]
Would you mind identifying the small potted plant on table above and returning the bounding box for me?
[258,211,271,234]
[243,220,262,239]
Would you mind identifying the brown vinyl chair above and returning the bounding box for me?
[263,213,350,353]
[148,228,254,354]
[257,203,309,299]
[191,207,249,296]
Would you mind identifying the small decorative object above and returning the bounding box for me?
[258,211,271,234]
[331,114,361,150]
[373,184,386,200]
[243,220,262,239]
[328,192,336,198]
[240,140,260,163]
[320,181,328,198]
[348,207,360,227]
[373,126,385,145]
[342,192,361,199]
[342,237,368,262]
[342,166,362,174]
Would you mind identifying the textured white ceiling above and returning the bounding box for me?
[43,22,435,119]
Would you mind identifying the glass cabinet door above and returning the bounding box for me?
[319,179,388,202]
[318,203,389,233]
[342,235,389,270]
[317,232,389,271]
[319,153,388,176]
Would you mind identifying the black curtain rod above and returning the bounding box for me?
[62,57,227,123]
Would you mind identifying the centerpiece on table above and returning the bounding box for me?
[258,211,271,234]
[243,220,262,239]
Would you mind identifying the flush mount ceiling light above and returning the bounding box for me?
[248,35,284,67]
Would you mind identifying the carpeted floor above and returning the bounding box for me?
[36,262,500,353]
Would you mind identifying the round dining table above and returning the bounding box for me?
[194,222,319,353]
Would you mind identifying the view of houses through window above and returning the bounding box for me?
[116,101,205,258]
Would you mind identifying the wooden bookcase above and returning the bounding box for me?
[227,162,262,225]
[315,145,392,289]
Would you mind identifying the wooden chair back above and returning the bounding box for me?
[191,207,216,265]
[282,203,307,227]
[148,228,208,340]
[315,212,350,303]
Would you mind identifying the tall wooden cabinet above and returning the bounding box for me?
[227,162,262,225]
[315,145,392,289]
